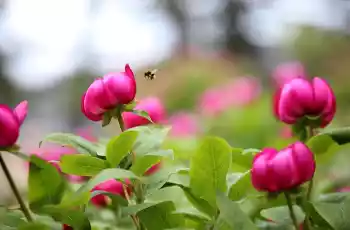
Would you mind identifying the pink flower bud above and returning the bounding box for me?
[0,101,28,147]
[274,77,336,127]
[251,142,315,193]
[91,179,132,207]
[198,88,227,117]
[144,162,161,176]
[272,62,307,87]
[169,112,199,137]
[82,64,136,121]
[13,100,28,126]
[122,97,166,129]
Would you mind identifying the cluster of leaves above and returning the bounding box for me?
[4,121,350,229]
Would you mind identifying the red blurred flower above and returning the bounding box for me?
[122,97,166,129]
[169,112,198,137]
[274,77,336,127]
[251,142,315,193]
[144,162,161,176]
[272,61,307,88]
[91,179,132,207]
[0,101,28,147]
[82,64,136,121]
[63,224,73,230]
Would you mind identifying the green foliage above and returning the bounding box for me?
[60,154,108,176]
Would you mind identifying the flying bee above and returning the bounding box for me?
[144,69,158,80]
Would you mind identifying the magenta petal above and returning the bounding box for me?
[0,105,20,147]
[124,64,135,80]
[13,100,28,126]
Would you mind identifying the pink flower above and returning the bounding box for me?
[198,77,261,117]
[272,62,307,87]
[75,127,97,142]
[274,77,336,127]
[169,112,198,137]
[91,179,132,207]
[199,88,227,117]
[337,187,350,192]
[251,142,315,193]
[224,77,261,107]
[82,64,136,121]
[0,101,28,147]
[122,97,166,129]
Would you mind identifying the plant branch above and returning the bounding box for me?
[284,192,299,230]
[0,153,33,222]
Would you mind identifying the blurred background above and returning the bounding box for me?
[2,0,350,205]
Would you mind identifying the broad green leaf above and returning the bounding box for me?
[309,199,350,230]
[131,125,171,156]
[18,222,50,230]
[137,201,183,230]
[190,137,231,207]
[0,208,26,229]
[90,190,128,207]
[131,149,173,175]
[39,205,91,230]
[231,148,259,170]
[182,187,216,218]
[131,109,153,123]
[145,186,211,221]
[318,192,350,203]
[106,130,138,167]
[306,134,340,164]
[121,201,168,216]
[71,168,138,203]
[216,193,258,230]
[28,156,65,210]
[260,205,305,225]
[60,154,108,176]
[228,171,255,201]
[168,173,190,188]
[40,133,99,156]
[320,127,350,145]
[131,155,161,176]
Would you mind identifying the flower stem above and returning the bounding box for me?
[284,192,299,230]
[0,154,33,222]
[115,107,142,230]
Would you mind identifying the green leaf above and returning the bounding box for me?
[18,222,50,230]
[40,133,99,156]
[228,171,254,201]
[106,130,138,167]
[182,187,216,218]
[231,148,259,170]
[131,125,171,156]
[90,190,128,207]
[131,149,173,176]
[121,201,168,216]
[71,168,138,203]
[60,154,108,176]
[320,127,350,145]
[309,199,350,230]
[190,136,231,207]
[306,134,340,164]
[39,205,91,230]
[137,201,183,230]
[216,192,258,230]
[131,109,153,123]
[28,156,65,210]
[0,208,26,229]
[260,205,305,225]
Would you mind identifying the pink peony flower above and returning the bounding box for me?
[82,64,136,122]
[122,97,166,129]
[0,101,28,147]
[91,179,132,207]
[274,77,336,127]
[251,142,315,193]
[169,112,198,137]
[272,62,307,88]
